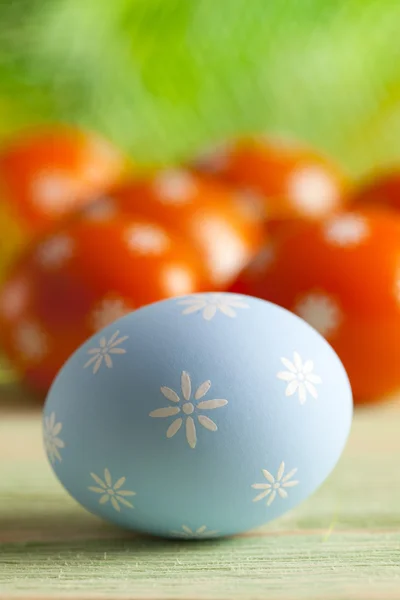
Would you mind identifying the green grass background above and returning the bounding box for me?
[1,0,400,176]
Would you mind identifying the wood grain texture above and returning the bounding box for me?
[1,390,400,599]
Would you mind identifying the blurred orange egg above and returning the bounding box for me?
[0,126,128,280]
[97,168,265,287]
[0,212,209,394]
[192,136,348,224]
[231,209,400,403]
[350,168,400,214]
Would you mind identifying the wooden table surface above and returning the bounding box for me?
[1,385,400,600]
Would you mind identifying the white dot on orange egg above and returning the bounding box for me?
[89,296,132,332]
[31,171,80,215]
[13,320,48,362]
[323,214,369,247]
[36,234,75,270]
[294,291,342,338]
[0,278,30,320]
[194,216,248,285]
[288,167,339,217]
[163,266,195,296]
[124,223,170,255]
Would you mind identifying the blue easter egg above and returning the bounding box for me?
[43,292,352,539]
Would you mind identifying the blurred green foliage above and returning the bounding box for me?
[1,0,400,175]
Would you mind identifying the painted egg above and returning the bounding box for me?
[0,126,128,281]
[0,207,210,394]
[192,135,347,223]
[99,168,265,287]
[231,210,400,403]
[350,169,400,214]
[43,292,352,539]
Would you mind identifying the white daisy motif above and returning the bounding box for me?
[288,166,340,217]
[84,330,128,374]
[233,189,267,222]
[247,245,276,277]
[0,278,29,320]
[323,214,369,247]
[31,171,80,215]
[277,352,322,404]
[82,197,117,222]
[14,321,48,362]
[89,297,132,332]
[149,371,228,449]
[153,169,196,205]
[43,412,65,464]
[171,525,219,538]
[88,468,136,512]
[36,234,75,269]
[178,293,249,321]
[124,223,170,255]
[294,292,342,337]
[252,462,299,506]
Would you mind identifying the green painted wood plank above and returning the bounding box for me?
[2,533,400,600]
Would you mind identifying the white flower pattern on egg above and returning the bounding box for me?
[178,293,249,321]
[171,525,219,538]
[149,371,228,449]
[252,462,299,506]
[277,352,321,404]
[84,330,129,374]
[88,468,136,512]
[294,292,342,337]
[323,214,369,247]
[43,412,65,464]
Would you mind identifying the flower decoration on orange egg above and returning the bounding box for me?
[0,126,128,281]
[192,135,348,225]
[100,168,265,288]
[230,209,400,403]
[0,207,210,394]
